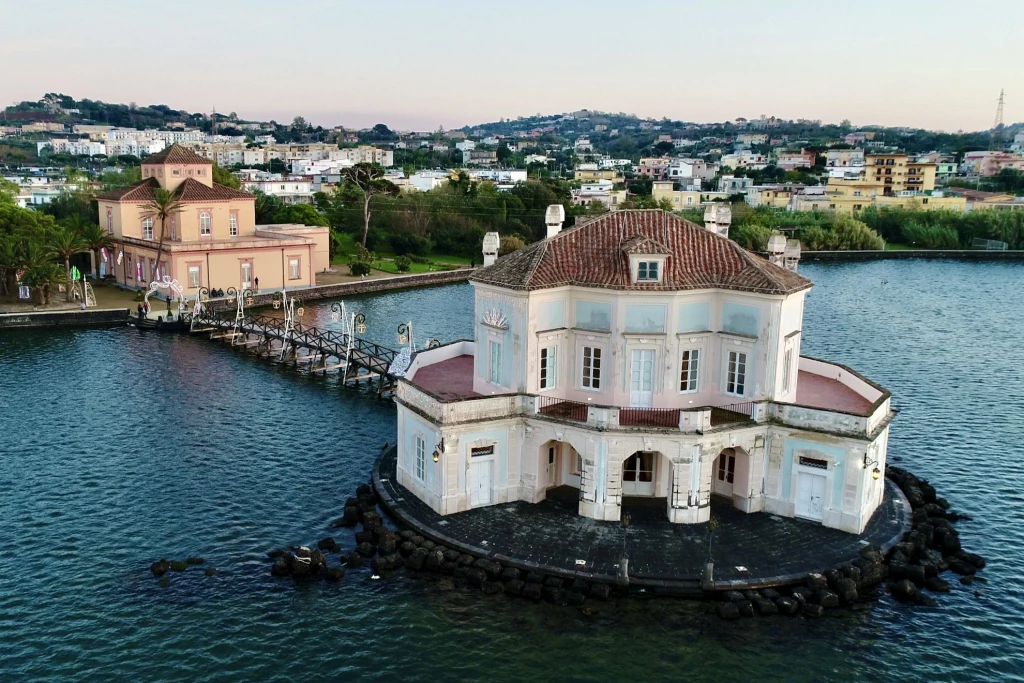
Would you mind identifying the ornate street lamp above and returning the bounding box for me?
[863,454,882,481]
[354,313,367,335]
[397,321,412,347]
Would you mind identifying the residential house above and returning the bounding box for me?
[775,149,817,170]
[95,144,328,293]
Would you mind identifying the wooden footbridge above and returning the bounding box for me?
[180,294,405,397]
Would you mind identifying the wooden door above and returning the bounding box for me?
[470,459,492,507]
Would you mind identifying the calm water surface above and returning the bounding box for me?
[2,261,1023,682]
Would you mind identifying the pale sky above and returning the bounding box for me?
[2,0,1021,132]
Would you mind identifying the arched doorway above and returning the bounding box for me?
[542,440,582,491]
[712,448,736,498]
[622,451,657,496]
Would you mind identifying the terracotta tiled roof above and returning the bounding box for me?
[95,177,160,201]
[175,177,254,202]
[620,235,671,255]
[95,177,253,203]
[471,209,812,296]
[142,143,212,165]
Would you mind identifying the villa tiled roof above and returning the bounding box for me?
[175,177,255,202]
[471,210,812,296]
[141,143,212,165]
[95,177,253,203]
[95,177,159,201]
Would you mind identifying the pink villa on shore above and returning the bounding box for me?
[394,208,896,534]
[96,144,329,295]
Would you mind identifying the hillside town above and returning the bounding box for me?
[2,93,1024,308]
[4,97,1024,218]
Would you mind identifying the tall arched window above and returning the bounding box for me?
[106,209,113,232]
[142,217,154,240]
[200,212,211,236]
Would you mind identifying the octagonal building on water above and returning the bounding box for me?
[394,208,895,534]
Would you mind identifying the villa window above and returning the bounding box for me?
[289,258,301,280]
[415,435,426,481]
[170,216,177,240]
[783,348,794,393]
[200,212,211,236]
[726,350,747,396]
[188,265,201,288]
[229,214,238,236]
[680,348,700,392]
[142,217,154,240]
[539,345,557,391]
[106,210,113,232]
[718,454,735,484]
[637,261,660,281]
[488,341,502,385]
[581,346,601,390]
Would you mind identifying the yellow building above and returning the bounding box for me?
[862,153,937,195]
[748,186,796,208]
[651,181,729,209]
[652,181,702,209]
[791,191,965,214]
[96,144,329,295]
[574,168,623,183]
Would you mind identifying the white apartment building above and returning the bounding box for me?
[467,169,528,184]
[108,139,168,157]
[241,178,314,204]
[668,159,719,182]
[36,140,107,156]
[291,159,355,176]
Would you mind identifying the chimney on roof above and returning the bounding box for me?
[768,234,801,271]
[482,231,500,267]
[545,204,566,238]
[784,239,801,272]
[767,234,786,267]
[703,204,731,238]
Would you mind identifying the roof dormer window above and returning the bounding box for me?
[637,261,660,281]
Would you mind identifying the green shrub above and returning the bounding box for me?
[902,221,961,249]
[499,234,526,255]
[349,261,371,276]
[408,254,431,264]
[394,255,411,272]
[730,223,773,251]
[388,232,432,256]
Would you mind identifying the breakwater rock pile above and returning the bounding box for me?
[265,483,614,606]
[717,465,986,620]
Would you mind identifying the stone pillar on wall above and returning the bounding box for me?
[765,433,784,500]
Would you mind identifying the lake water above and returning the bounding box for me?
[2,260,1023,682]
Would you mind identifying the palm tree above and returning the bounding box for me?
[78,221,114,279]
[20,239,63,305]
[47,226,88,300]
[0,236,21,297]
[141,188,182,281]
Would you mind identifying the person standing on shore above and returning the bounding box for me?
[254,276,259,293]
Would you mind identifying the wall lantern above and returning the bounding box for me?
[433,437,444,462]
[863,454,882,480]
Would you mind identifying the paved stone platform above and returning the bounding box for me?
[373,448,910,592]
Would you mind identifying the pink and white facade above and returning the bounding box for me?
[395,210,895,534]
